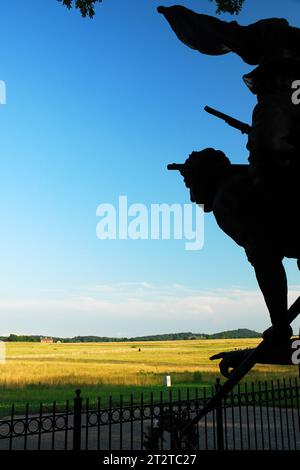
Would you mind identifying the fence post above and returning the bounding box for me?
[215,378,224,450]
[73,389,82,451]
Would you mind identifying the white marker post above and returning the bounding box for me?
[164,375,171,387]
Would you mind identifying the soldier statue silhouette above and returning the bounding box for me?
[158,5,300,380]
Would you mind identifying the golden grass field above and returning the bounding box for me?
[1,339,298,386]
[0,339,298,413]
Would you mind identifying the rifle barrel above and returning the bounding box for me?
[204,105,251,135]
[204,105,227,120]
[167,163,186,170]
[168,162,249,175]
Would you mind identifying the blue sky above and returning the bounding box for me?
[0,0,299,336]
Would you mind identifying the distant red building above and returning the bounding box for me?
[40,337,53,344]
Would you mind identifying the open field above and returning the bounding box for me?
[0,340,298,414]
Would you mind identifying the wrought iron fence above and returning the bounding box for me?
[0,378,299,450]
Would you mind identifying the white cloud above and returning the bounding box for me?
[0,283,299,337]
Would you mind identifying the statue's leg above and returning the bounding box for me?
[253,255,287,325]
[250,254,292,342]
[214,173,293,342]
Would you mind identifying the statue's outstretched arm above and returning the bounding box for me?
[158,5,237,56]
[158,5,295,67]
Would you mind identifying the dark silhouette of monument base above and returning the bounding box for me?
[182,295,300,434]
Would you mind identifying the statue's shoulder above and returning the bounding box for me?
[214,174,253,211]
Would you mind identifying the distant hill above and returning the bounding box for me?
[207,329,262,339]
[0,329,261,343]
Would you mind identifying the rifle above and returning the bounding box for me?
[167,162,248,174]
[204,105,251,135]
[167,106,250,173]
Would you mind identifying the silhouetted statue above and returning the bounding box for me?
[158,5,300,370]
[210,338,295,378]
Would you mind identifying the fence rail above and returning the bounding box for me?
[0,378,299,450]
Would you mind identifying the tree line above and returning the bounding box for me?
[0,329,261,342]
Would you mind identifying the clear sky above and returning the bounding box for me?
[0,0,299,337]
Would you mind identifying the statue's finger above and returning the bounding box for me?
[209,352,225,360]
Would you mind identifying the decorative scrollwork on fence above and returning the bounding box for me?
[0,413,71,439]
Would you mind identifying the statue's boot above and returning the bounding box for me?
[262,324,293,347]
